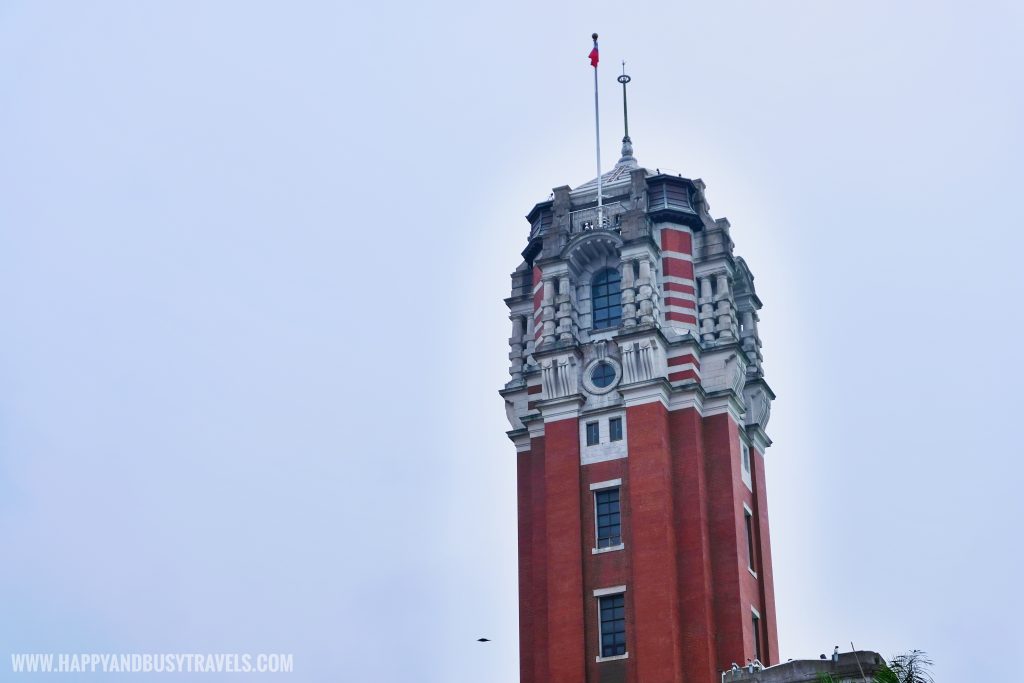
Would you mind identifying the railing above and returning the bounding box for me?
[568,201,628,234]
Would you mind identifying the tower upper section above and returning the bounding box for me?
[503,155,773,448]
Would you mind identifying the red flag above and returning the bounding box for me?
[589,34,599,67]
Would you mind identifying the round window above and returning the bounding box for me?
[591,361,616,388]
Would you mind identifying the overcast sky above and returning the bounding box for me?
[1,1,1022,681]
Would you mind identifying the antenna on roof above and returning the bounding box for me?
[589,33,604,228]
[618,61,635,163]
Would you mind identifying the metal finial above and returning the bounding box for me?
[617,61,634,162]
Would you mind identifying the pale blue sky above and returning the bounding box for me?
[1,2,1021,681]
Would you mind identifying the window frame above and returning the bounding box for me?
[743,503,757,576]
[586,421,600,446]
[591,268,622,330]
[740,442,752,491]
[593,585,628,662]
[594,488,621,550]
[751,607,762,663]
[609,416,623,442]
[590,479,624,554]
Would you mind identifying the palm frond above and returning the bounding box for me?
[882,650,934,683]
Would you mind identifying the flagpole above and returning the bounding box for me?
[591,33,603,228]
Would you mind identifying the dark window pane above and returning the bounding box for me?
[592,269,622,329]
[586,422,600,446]
[752,614,761,662]
[609,417,623,441]
[745,511,756,571]
[599,593,627,657]
[595,488,622,547]
[591,362,616,388]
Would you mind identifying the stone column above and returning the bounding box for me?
[714,273,734,341]
[620,260,637,327]
[699,276,715,342]
[541,278,556,346]
[637,258,655,325]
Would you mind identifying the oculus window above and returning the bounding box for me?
[591,361,616,389]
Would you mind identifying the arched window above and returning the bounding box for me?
[592,268,622,330]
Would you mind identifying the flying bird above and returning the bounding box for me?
[477,638,491,642]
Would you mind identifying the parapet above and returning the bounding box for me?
[721,651,886,683]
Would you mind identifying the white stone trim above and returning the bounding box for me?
[702,394,745,423]
[582,358,622,395]
[746,425,772,453]
[618,381,669,409]
[666,389,703,413]
[660,250,694,260]
[540,396,585,423]
[511,432,532,453]
[580,410,628,465]
[592,544,625,555]
[661,275,697,287]
[589,478,622,491]
[751,606,761,619]
[663,290,697,303]
[596,653,629,663]
[593,585,627,597]
[664,304,698,316]
[740,441,752,491]
[694,259,734,279]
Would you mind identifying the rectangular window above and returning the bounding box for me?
[740,443,752,490]
[744,508,756,572]
[595,488,621,548]
[599,594,626,658]
[751,611,762,662]
[609,417,623,442]
[586,422,600,446]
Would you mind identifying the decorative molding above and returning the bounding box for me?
[537,394,585,424]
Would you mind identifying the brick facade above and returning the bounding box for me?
[503,147,778,682]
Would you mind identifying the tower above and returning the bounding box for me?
[500,70,778,683]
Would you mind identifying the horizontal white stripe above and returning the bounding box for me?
[660,250,693,261]
[664,305,699,316]
[661,275,696,287]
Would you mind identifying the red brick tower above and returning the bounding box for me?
[501,118,778,682]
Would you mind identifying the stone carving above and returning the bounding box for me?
[621,339,662,384]
[541,356,578,399]
[715,273,734,340]
[540,278,557,346]
[744,384,771,428]
[636,258,657,325]
[725,353,745,395]
[698,272,736,344]
[620,261,637,327]
[508,316,526,383]
[555,274,576,342]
